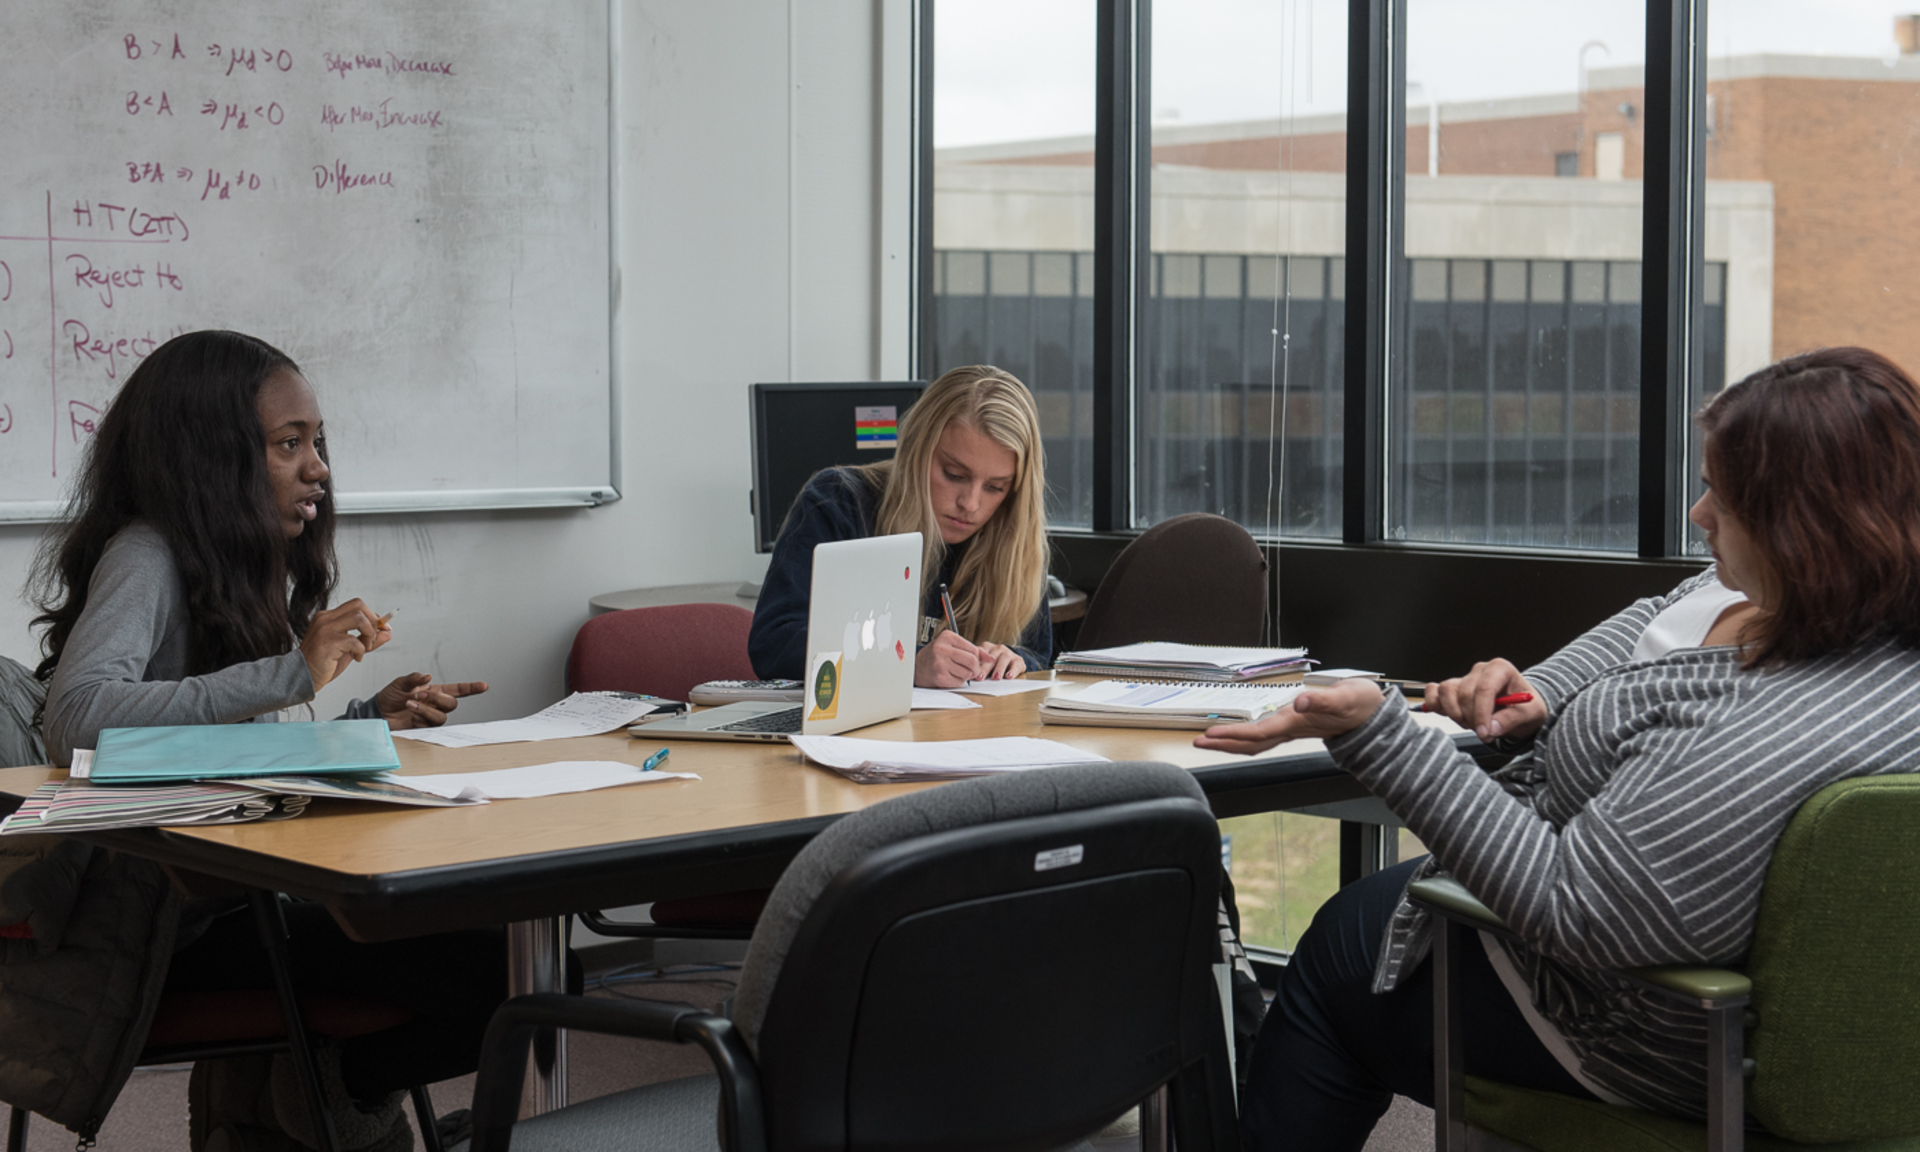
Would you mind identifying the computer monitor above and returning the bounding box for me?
[750,381,927,553]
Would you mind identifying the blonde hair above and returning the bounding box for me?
[857,365,1049,647]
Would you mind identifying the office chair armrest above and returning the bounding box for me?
[1617,966,1751,1007]
[1410,878,1752,1008]
[1408,876,1509,933]
[469,993,766,1152]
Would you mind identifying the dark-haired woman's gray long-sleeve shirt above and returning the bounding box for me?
[1324,569,1920,1119]
[42,523,376,767]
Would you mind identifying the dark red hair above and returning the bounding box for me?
[1699,346,1920,667]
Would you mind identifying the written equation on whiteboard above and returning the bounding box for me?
[0,24,459,477]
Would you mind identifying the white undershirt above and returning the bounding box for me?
[1630,576,1748,661]
[1484,574,1746,1099]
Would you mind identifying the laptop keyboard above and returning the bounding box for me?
[715,706,804,734]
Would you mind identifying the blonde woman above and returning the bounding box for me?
[749,365,1051,688]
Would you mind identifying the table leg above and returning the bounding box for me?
[507,917,569,1116]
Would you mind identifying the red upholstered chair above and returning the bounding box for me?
[565,603,768,939]
[564,603,756,702]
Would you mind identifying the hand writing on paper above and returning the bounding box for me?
[300,598,391,692]
[915,629,988,688]
[1192,680,1390,756]
[377,673,489,730]
[1422,658,1547,742]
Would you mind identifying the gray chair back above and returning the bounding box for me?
[731,761,1228,1152]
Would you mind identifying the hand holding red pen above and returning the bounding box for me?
[1421,658,1548,743]
[1421,693,1532,711]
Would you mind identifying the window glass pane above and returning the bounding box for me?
[1142,0,1348,538]
[1685,4,1910,553]
[1219,812,1342,953]
[1390,2,1652,551]
[932,1,1097,527]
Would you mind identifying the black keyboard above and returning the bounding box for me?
[715,706,803,734]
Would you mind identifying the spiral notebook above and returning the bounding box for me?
[1039,680,1305,730]
[1052,642,1310,682]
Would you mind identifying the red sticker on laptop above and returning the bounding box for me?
[896,640,906,661]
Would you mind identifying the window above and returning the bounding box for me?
[921,0,1749,561]
[930,1,1098,527]
[1140,0,1348,538]
[1685,0,1915,550]
[1390,1,1648,552]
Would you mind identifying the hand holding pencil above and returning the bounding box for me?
[1419,658,1548,742]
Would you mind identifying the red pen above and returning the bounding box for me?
[1421,692,1532,712]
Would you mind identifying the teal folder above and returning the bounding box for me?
[80,720,401,784]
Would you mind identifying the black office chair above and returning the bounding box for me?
[467,760,1237,1152]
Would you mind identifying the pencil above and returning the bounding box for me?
[938,583,963,640]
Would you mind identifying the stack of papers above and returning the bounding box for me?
[790,735,1107,784]
[393,693,664,748]
[1040,680,1305,730]
[1053,642,1310,682]
[0,780,308,835]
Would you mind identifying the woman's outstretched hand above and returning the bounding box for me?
[376,673,489,730]
[1193,679,1392,756]
[1421,658,1547,742]
[299,598,390,692]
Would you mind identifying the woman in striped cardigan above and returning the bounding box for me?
[1204,347,1920,1149]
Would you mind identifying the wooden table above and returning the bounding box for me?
[0,677,1478,940]
[0,676,1470,1112]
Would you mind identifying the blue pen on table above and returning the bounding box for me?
[641,747,670,772]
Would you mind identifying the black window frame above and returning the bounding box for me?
[918,0,1715,676]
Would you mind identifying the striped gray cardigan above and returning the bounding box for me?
[1325,569,1920,1118]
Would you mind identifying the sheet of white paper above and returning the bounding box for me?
[392,693,659,748]
[911,689,982,710]
[382,761,699,801]
[951,678,1057,697]
[790,735,1106,773]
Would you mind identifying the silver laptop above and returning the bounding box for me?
[642,532,922,742]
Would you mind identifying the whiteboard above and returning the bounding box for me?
[0,0,614,520]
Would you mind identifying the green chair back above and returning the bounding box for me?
[1745,773,1920,1142]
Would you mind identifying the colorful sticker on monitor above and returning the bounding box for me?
[854,406,898,450]
[808,651,843,720]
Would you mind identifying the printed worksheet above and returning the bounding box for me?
[392,693,660,748]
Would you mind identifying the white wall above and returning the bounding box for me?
[0,0,911,723]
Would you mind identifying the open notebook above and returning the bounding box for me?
[1040,680,1305,729]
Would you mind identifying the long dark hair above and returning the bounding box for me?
[1698,346,1920,668]
[31,330,338,679]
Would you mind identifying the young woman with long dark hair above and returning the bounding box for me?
[36,331,482,761]
[1205,347,1920,1148]
[30,330,500,1148]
